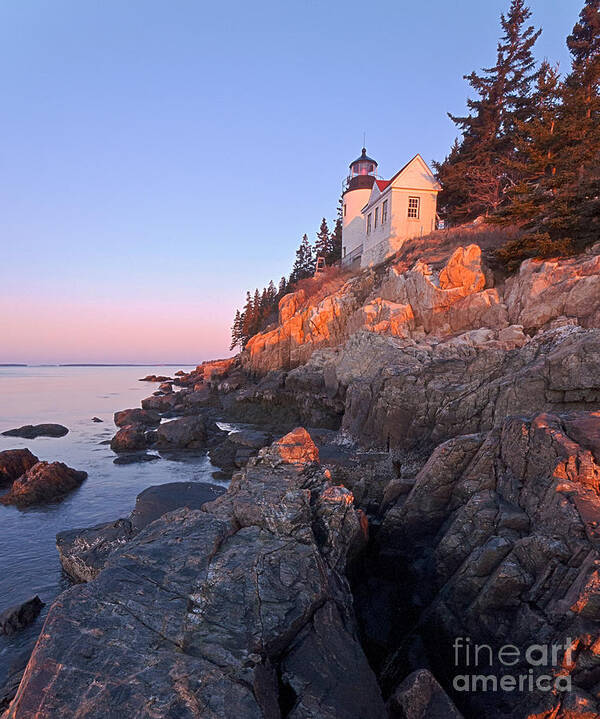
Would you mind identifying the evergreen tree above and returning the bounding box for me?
[251,288,261,335]
[436,0,541,221]
[495,62,562,228]
[240,291,254,346]
[290,234,315,283]
[230,310,242,351]
[278,276,287,297]
[329,217,343,263]
[314,218,331,261]
[497,0,599,267]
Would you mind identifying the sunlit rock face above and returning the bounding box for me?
[243,242,600,376]
[378,411,600,719]
[7,429,385,719]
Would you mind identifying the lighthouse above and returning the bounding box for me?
[341,148,378,266]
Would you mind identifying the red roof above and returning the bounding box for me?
[375,179,390,192]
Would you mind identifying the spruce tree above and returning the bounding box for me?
[436,0,541,222]
[329,217,343,263]
[314,218,331,261]
[290,234,314,283]
[278,276,287,297]
[230,310,242,351]
[240,291,254,346]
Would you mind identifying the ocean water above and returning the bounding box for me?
[0,365,227,674]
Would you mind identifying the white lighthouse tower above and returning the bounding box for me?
[341,147,378,266]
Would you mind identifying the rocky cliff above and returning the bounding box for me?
[6,235,600,719]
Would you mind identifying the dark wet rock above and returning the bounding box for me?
[209,429,272,472]
[57,482,226,582]
[57,518,134,583]
[0,648,33,713]
[387,669,464,719]
[150,415,224,449]
[0,596,44,636]
[138,374,172,382]
[1,424,68,439]
[375,411,600,718]
[140,392,182,412]
[113,408,160,428]
[0,449,38,487]
[157,382,173,393]
[129,481,225,532]
[91,417,103,423]
[13,429,385,718]
[112,453,159,465]
[0,462,87,507]
[110,425,148,452]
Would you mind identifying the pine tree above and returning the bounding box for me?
[240,291,254,346]
[436,0,541,222]
[278,276,287,297]
[496,0,600,268]
[290,234,315,283]
[230,309,242,351]
[329,217,343,263]
[314,218,331,261]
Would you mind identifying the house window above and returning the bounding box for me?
[343,203,347,217]
[382,199,388,223]
[374,207,379,228]
[367,214,372,234]
[408,197,420,219]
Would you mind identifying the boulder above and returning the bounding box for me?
[157,382,173,393]
[0,449,38,486]
[110,425,148,452]
[0,462,87,507]
[138,374,172,382]
[57,482,226,583]
[1,424,68,439]
[113,408,161,428]
[151,416,218,449]
[0,596,44,636]
[387,670,464,719]
[91,417,103,423]
[141,392,182,412]
[0,649,33,713]
[12,430,385,718]
[209,430,272,472]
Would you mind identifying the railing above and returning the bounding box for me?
[341,244,363,267]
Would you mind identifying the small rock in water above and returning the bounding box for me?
[0,596,44,635]
[91,417,103,423]
[113,453,160,465]
[0,461,87,507]
[0,449,39,486]
[1,424,69,439]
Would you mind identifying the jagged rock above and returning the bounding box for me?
[138,374,172,382]
[378,411,600,718]
[140,392,182,412]
[11,430,385,718]
[91,417,103,423]
[0,649,33,713]
[57,482,226,582]
[1,424,68,439]
[0,597,44,636]
[209,429,272,472]
[505,249,600,330]
[0,462,87,507]
[387,669,464,719]
[0,449,38,486]
[113,408,161,428]
[150,415,221,449]
[110,424,148,452]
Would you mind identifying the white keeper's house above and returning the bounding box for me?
[341,147,441,268]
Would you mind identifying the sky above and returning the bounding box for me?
[0,0,583,364]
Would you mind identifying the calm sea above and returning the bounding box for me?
[0,365,227,675]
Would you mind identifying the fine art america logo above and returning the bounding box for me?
[452,637,574,693]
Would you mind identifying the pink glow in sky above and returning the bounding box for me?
[3,297,232,365]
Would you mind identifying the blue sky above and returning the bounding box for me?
[0,0,582,363]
